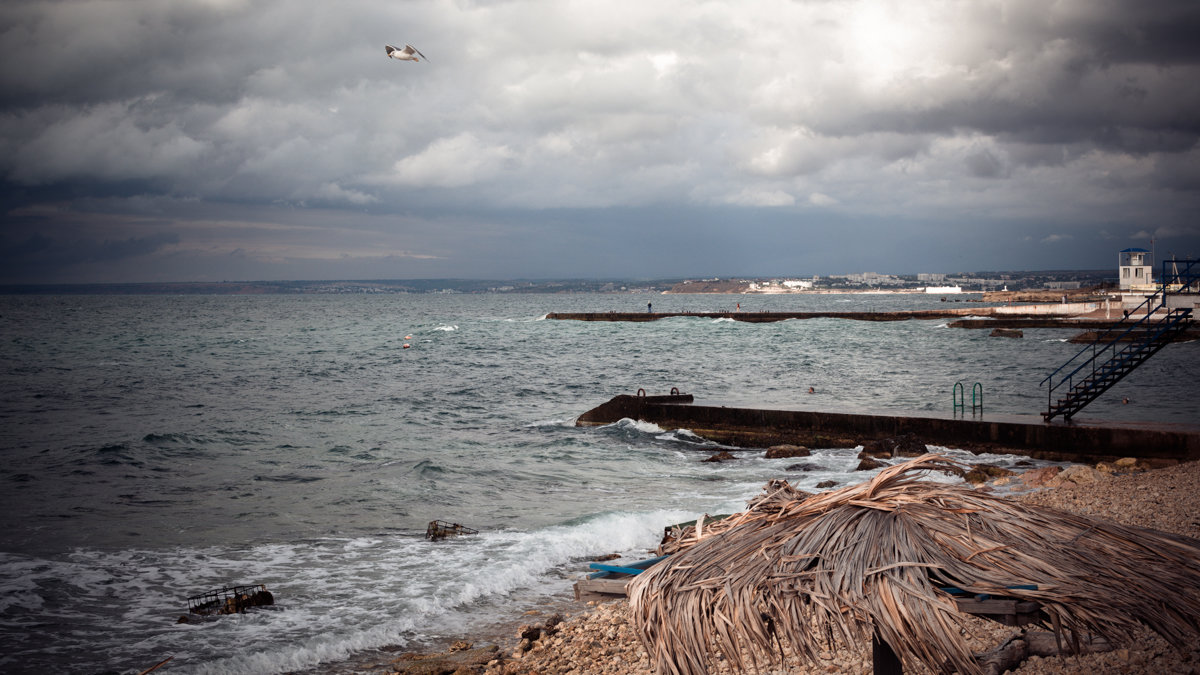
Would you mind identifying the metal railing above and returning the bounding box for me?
[1040,259,1197,421]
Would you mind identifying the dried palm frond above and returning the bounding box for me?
[629,454,1200,675]
[657,481,813,556]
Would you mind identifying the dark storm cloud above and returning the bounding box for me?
[0,230,180,280]
[0,0,1198,283]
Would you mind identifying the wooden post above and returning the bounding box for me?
[872,632,902,675]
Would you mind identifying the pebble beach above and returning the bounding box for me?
[372,458,1200,675]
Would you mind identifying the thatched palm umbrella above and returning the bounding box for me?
[629,455,1200,675]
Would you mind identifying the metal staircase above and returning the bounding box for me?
[1041,259,1197,422]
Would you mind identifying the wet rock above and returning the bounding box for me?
[816,480,839,489]
[892,434,928,457]
[391,644,499,674]
[856,457,885,471]
[965,464,1017,484]
[765,444,810,459]
[859,435,928,459]
[702,451,736,463]
[859,440,892,459]
[990,328,1024,338]
[785,462,827,472]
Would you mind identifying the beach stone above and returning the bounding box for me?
[816,480,838,488]
[856,457,885,471]
[1021,466,1062,487]
[765,444,810,459]
[1115,457,1140,468]
[702,451,736,463]
[1056,464,1109,485]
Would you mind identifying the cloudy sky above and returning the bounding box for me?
[2,0,1198,283]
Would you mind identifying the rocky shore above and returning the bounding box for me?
[361,459,1200,675]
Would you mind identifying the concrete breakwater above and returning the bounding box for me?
[547,304,1101,324]
[576,393,1200,463]
[546,310,981,322]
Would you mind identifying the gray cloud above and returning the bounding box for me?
[1,0,1198,283]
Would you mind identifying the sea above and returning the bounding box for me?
[1,291,1197,675]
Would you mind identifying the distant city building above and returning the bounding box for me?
[832,272,903,286]
[1044,281,1082,290]
[782,279,814,289]
[924,285,962,294]
[917,273,947,282]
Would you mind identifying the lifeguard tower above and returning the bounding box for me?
[1118,247,1153,291]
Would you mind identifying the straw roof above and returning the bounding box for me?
[628,455,1200,675]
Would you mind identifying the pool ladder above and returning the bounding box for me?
[953,381,983,415]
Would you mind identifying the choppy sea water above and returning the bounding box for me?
[1,292,1196,674]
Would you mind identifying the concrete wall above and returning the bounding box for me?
[576,395,1200,463]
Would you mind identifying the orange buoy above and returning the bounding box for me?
[405,335,413,339]
[403,343,411,349]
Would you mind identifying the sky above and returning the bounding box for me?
[1,0,1199,284]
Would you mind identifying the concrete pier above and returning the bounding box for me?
[547,310,977,323]
[547,306,1105,324]
[576,393,1200,463]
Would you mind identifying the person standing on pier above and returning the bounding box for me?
[648,302,652,313]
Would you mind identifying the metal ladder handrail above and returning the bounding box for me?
[1041,257,1198,421]
[1045,305,1189,413]
[1040,289,1163,391]
[1048,307,1191,417]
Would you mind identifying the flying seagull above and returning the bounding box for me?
[385,44,428,62]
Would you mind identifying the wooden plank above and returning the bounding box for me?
[574,577,632,597]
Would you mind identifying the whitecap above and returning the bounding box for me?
[524,418,574,428]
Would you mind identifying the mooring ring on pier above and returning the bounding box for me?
[670,387,679,395]
[637,388,646,397]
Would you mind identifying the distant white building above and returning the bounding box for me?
[782,279,814,289]
[1119,247,1153,290]
[924,285,962,294]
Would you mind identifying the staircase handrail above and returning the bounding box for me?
[1160,258,1199,294]
[1039,290,1164,391]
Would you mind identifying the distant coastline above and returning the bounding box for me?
[0,270,1112,296]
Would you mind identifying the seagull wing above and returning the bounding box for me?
[385,44,397,57]
[407,44,428,62]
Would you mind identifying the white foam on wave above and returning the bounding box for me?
[607,418,665,434]
[433,325,458,332]
[524,417,575,428]
[4,508,708,675]
[656,428,736,449]
[711,317,736,323]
